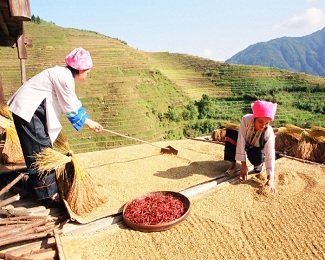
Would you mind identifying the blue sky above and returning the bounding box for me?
[30,0,325,61]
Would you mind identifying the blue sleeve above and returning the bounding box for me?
[65,106,90,130]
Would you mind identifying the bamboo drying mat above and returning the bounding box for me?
[65,139,229,223]
[60,158,325,259]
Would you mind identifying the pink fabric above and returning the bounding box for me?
[251,100,277,121]
[65,47,93,70]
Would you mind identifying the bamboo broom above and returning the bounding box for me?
[34,131,106,215]
[0,115,24,163]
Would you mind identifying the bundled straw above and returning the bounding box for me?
[276,124,325,163]
[1,125,24,163]
[65,152,106,215]
[211,129,226,142]
[294,130,315,161]
[211,123,239,142]
[0,115,24,163]
[0,75,23,163]
[306,126,325,143]
[275,124,304,156]
[306,126,325,163]
[0,105,12,120]
[224,123,239,131]
[34,131,106,215]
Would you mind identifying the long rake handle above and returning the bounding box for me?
[103,128,162,149]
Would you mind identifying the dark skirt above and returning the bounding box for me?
[224,129,265,166]
[12,101,58,200]
[224,129,238,162]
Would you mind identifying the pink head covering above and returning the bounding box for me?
[251,100,277,121]
[65,47,93,70]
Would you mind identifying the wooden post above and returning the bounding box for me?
[20,58,27,83]
[16,25,27,83]
[0,73,5,107]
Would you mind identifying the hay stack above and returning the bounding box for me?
[0,115,24,163]
[211,129,226,142]
[211,123,239,142]
[278,125,325,164]
[0,75,23,163]
[224,123,239,131]
[306,126,325,163]
[294,130,315,161]
[0,105,13,120]
[275,124,304,156]
[34,131,106,215]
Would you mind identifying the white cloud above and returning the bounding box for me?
[273,7,325,31]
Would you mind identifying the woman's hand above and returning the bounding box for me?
[85,118,103,132]
[264,176,277,195]
[239,162,248,182]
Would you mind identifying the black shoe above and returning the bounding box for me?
[44,198,65,209]
[254,165,263,173]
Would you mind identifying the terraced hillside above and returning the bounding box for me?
[146,53,325,127]
[0,21,324,153]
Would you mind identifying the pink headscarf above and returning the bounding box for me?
[251,100,277,121]
[65,47,93,70]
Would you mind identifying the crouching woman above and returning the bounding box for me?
[224,100,277,194]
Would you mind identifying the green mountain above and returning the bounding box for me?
[0,21,324,153]
[226,27,325,77]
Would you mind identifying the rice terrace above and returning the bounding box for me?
[0,9,325,260]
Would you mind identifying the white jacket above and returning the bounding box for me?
[8,66,82,144]
[235,114,276,176]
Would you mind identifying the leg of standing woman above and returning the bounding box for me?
[12,100,58,201]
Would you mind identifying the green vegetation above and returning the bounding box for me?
[0,21,324,153]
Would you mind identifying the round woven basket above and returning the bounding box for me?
[122,191,191,232]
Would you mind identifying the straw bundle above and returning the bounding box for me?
[280,124,304,138]
[306,126,325,143]
[211,123,239,142]
[275,125,304,156]
[34,131,106,215]
[65,152,106,215]
[306,126,325,163]
[294,130,315,160]
[1,125,24,163]
[0,105,12,120]
[0,115,24,163]
[211,129,226,142]
[224,123,239,131]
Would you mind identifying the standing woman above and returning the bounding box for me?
[8,47,103,206]
[224,100,277,194]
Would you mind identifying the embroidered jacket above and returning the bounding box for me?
[7,66,89,143]
[235,114,275,176]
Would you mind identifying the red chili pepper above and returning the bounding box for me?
[124,194,185,225]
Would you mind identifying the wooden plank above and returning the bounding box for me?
[17,32,27,58]
[0,162,26,174]
[1,237,56,256]
[8,0,31,21]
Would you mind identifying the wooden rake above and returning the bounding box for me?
[103,129,178,155]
